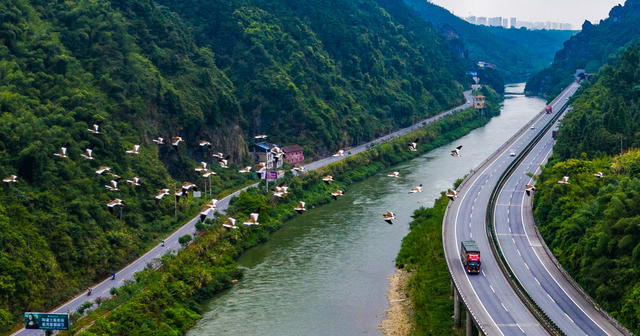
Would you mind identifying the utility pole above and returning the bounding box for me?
[620,135,625,155]
[174,183,177,218]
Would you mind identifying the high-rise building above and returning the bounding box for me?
[502,18,509,28]
[488,17,503,27]
[510,17,517,28]
[477,17,487,26]
[466,16,477,24]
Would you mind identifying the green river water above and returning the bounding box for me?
[187,84,546,335]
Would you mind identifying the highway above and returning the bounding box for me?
[443,83,579,335]
[13,92,473,336]
[495,94,628,334]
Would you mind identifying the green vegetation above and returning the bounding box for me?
[402,0,575,83]
[526,0,640,97]
[533,43,640,333]
[0,0,478,332]
[66,89,501,335]
[396,194,459,335]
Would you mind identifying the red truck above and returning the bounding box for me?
[461,240,481,274]
[545,106,553,114]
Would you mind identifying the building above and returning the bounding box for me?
[510,17,517,28]
[282,145,304,164]
[488,17,503,27]
[476,17,487,26]
[474,95,486,109]
[252,142,283,169]
[502,18,509,28]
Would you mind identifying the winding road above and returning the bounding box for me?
[13,92,473,336]
[445,82,628,335]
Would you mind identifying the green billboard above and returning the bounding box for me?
[24,312,69,330]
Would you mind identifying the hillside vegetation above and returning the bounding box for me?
[533,44,640,333]
[402,0,575,82]
[0,0,471,332]
[526,0,640,97]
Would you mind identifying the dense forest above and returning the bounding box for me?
[526,0,640,97]
[402,0,575,83]
[0,0,476,332]
[533,44,640,333]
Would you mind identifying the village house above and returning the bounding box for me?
[282,145,304,164]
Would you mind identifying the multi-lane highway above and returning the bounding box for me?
[13,92,474,336]
[495,97,628,334]
[443,83,579,335]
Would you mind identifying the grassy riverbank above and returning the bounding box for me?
[394,193,464,336]
[64,88,501,336]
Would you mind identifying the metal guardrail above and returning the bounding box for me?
[484,98,571,336]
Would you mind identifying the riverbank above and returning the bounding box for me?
[379,269,413,336]
[62,87,502,335]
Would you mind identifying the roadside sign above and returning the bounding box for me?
[192,191,202,198]
[24,312,69,330]
[265,171,278,180]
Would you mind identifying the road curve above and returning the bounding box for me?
[443,84,579,335]
[12,92,473,336]
[495,91,629,334]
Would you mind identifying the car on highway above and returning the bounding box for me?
[510,151,516,157]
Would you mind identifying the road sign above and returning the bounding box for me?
[265,171,278,180]
[192,191,201,198]
[24,312,69,330]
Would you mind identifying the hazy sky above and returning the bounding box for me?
[429,0,624,28]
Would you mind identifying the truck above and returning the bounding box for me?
[461,240,481,274]
[545,106,553,114]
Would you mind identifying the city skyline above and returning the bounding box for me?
[428,0,624,28]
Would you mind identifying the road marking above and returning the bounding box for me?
[490,285,496,293]
[512,237,516,244]
[517,249,521,256]
[517,324,525,334]
[547,293,556,303]
[524,263,530,270]
[501,303,509,312]
[564,312,575,324]
[534,277,541,286]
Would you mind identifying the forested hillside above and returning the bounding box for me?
[533,44,640,333]
[402,0,575,82]
[0,0,473,332]
[526,0,640,97]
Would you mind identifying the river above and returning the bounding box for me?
[187,83,546,336]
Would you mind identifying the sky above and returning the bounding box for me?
[428,0,625,28]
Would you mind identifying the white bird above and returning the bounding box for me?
[525,184,537,196]
[219,159,229,169]
[239,166,252,173]
[382,211,397,224]
[95,166,111,175]
[446,189,458,201]
[387,171,400,178]
[254,135,268,140]
[88,124,100,134]
[126,145,140,155]
[105,180,119,191]
[408,139,419,152]
[202,170,216,178]
[223,217,239,229]
[126,177,141,187]
[271,146,284,158]
[322,175,334,184]
[331,190,344,200]
[80,148,94,160]
[409,184,423,194]
[243,213,260,226]
[593,172,604,179]
[205,199,218,209]
[54,147,68,158]
[195,162,207,172]
[171,136,183,149]
[152,137,165,145]
[291,165,305,173]
[181,182,197,194]
[294,201,307,214]
[108,172,121,180]
[199,207,214,223]
[199,140,212,149]
[255,162,267,173]
[106,199,124,213]
[3,175,18,183]
[332,149,345,157]
[451,145,463,157]
[273,185,289,198]
[212,152,225,160]
[155,188,170,200]
[557,176,570,184]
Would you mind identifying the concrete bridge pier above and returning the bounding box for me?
[453,288,461,327]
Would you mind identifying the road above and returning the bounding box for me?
[443,84,579,335]
[13,92,473,336]
[495,94,628,334]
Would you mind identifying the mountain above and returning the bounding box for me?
[0,0,469,331]
[401,0,575,83]
[533,43,640,334]
[526,0,640,97]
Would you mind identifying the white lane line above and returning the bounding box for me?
[501,303,509,312]
[482,270,487,277]
[490,285,496,293]
[524,263,530,270]
[516,249,521,256]
[512,237,516,244]
[547,293,556,304]
[534,277,541,286]
[517,324,525,334]
[564,313,575,324]
[509,226,512,233]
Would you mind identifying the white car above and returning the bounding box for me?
[530,126,536,130]
[510,151,516,157]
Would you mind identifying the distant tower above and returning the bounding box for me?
[502,18,509,28]
[510,17,517,28]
